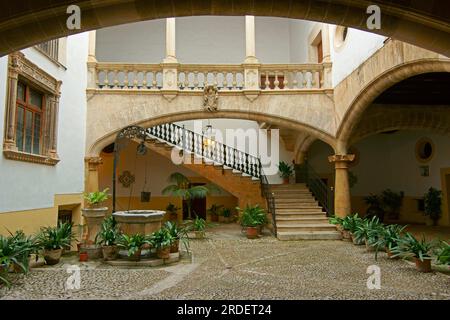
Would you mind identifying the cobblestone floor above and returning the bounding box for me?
[1,224,449,300]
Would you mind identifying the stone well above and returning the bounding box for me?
[112,210,166,235]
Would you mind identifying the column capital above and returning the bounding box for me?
[328,154,355,168]
[85,156,103,171]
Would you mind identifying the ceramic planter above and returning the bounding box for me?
[81,207,108,244]
[43,248,62,265]
[157,247,171,259]
[246,227,259,239]
[102,245,118,261]
[170,239,179,253]
[82,244,103,259]
[414,258,432,273]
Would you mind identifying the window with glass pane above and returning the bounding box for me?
[15,81,44,155]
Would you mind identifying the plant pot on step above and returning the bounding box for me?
[82,244,103,260]
[414,258,432,273]
[79,252,89,262]
[102,245,118,261]
[128,249,142,262]
[170,239,179,253]
[43,248,63,265]
[246,227,259,239]
[157,247,171,259]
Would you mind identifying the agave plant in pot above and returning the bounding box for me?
[95,216,120,261]
[374,224,406,259]
[149,228,174,259]
[391,233,435,272]
[278,161,293,184]
[117,233,147,261]
[36,224,73,265]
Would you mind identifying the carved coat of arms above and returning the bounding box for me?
[203,85,218,112]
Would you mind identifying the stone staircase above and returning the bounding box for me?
[272,184,342,240]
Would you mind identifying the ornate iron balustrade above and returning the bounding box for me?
[297,161,334,216]
[146,123,261,178]
[259,160,277,236]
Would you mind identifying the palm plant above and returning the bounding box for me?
[162,173,211,219]
[207,204,223,221]
[381,189,404,220]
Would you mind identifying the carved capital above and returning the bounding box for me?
[328,154,355,169]
[85,157,103,171]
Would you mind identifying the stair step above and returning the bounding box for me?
[276,217,329,224]
[276,213,327,219]
[276,223,337,232]
[275,204,322,209]
[271,184,308,189]
[276,209,325,214]
[277,231,342,241]
[274,198,317,204]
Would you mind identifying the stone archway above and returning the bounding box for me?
[336,57,450,151]
[0,1,450,56]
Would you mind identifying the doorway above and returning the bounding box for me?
[182,183,207,220]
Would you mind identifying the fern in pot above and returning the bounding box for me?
[95,216,119,261]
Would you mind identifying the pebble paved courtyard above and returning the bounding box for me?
[1,224,449,300]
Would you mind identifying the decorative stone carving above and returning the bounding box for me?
[203,85,218,112]
[119,170,135,188]
[86,156,103,171]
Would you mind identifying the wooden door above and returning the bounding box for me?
[182,183,207,220]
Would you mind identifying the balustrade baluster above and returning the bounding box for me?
[274,72,280,89]
[203,72,208,88]
[222,72,228,89]
[264,72,270,90]
[103,70,109,88]
[184,72,189,89]
[245,154,249,174]
[133,70,138,89]
[123,70,129,88]
[112,70,118,89]
[142,72,148,89]
[302,71,307,88]
[292,71,298,89]
[193,72,199,89]
[232,72,237,90]
[311,71,316,88]
[152,73,157,89]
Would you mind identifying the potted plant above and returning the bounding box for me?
[381,189,404,220]
[391,233,435,272]
[352,216,382,248]
[0,232,34,275]
[117,233,147,261]
[278,161,293,184]
[340,214,360,241]
[219,208,233,223]
[82,188,110,244]
[95,216,119,261]
[149,228,174,259]
[435,241,449,266]
[207,204,223,222]
[423,187,442,226]
[363,194,385,222]
[237,205,267,239]
[164,221,189,254]
[329,216,344,232]
[373,224,406,259]
[36,224,73,265]
[188,216,207,239]
[166,203,179,221]
[59,221,76,254]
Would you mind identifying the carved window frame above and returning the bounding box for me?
[3,51,62,165]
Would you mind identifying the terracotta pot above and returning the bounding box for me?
[282,177,289,184]
[82,244,103,259]
[79,252,89,262]
[246,227,259,239]
[194,231,205,239]
[157,247,171,259]
[102,245,118,261]
[414,258,432,273]
[170,239,179,253]
[128,249,142,261]
[386,248,398,259]
[336,225,344,232]
[43,248,62,265]
[342,230,351,241]
[76,243,81,252]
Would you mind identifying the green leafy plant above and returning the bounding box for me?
[149,228,174,250]
[435,241,450,265]
[277,161,293,179]
[353,216,382,244]
[328,216,343,226]
[391,233,435,262]
[381,189,404,220]
[207,204,223,217]
[0,232,33,286]
[376,224,406,251]
[237,204,267,228]
[84,188,109,207]
[162,173,214,219]
[7,230,37,271]
[191,216,207,232]
[164,221,190,252]
[117,233,147,257]
[423,187,442,226]
[341,214,362,233]
[36,224,73,251]
[221,208,232,218]
[95,216,119,246]
[58,221,76,249]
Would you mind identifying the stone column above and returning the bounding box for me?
[3,53,21,151]
[88,31,97,63]
[328,154,355,218]
[87,31,98,89]
[48,82,62,159]
[85,157,103,193]
[161,18,178,100]
[243,16,260,99]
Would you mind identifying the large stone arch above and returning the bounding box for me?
[87,110,337,157]
[336,56,450,151]
[0,1,450,56]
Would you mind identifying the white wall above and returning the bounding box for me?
[307,131,450,197]
[329,26,386,86]
[0,33,89,212]
[95,16,318,64]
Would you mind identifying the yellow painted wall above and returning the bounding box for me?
[0,193,83,237]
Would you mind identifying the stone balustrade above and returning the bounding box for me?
[89,62,332,92]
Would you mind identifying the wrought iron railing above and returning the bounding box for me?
[145,122,277,235]
[297,161,334,216]
[146,123,261,178]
